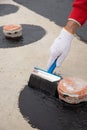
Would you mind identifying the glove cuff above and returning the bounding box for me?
[59,28,74,42]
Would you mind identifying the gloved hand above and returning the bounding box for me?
[47,28,74,69]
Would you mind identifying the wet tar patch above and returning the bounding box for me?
[0,24,46,48]
[19,85,87,130]
[0,4,19,16]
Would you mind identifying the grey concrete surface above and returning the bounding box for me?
[0,0,87,130]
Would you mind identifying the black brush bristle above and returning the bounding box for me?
[28,74,59,97]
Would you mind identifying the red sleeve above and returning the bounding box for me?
[68,0,87,26]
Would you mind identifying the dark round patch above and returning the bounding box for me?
[0,24,46,48]
[0,4,19,16]
[19,85,87,130]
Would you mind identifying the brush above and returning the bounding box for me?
[28,59,62,97]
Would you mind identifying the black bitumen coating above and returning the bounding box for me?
[13,0,87,42]
[19,85,87,130]
[0,4,19,16]
[0,24,46,48]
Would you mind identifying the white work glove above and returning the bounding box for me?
[47,28,74,69]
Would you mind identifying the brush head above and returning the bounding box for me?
[28,67,62,97]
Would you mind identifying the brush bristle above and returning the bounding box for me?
[28,74,59,97]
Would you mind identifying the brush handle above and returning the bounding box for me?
[47,59,56,74]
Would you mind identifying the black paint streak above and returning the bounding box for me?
[13,0,87,42]
[19,85,87,130]
[0,4,19,16]
[0,24,46,48]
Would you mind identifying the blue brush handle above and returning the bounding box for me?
[47,59,56,74]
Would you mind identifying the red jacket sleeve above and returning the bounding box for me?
[68,0,87,26]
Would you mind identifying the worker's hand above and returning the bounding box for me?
[47,28,74,69]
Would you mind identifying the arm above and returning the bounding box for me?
[68,0,87,26]
[65,0,87,34]
[47,0,87,69]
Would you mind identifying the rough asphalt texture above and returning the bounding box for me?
[0,0,87,130]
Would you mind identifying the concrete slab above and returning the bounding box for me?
[0,0,87,130]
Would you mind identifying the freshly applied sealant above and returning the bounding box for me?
[19,85,87,130]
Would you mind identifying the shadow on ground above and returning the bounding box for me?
[19,85,87,130]
[13,0,87,42]
[0,4,19,16]
[0,24,46,48]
